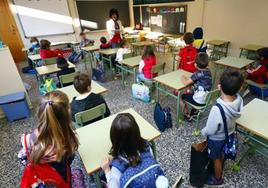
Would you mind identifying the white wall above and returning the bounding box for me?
[203,0,268,56]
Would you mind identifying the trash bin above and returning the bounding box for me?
[0,92,30,122]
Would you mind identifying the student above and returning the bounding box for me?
[28,37,40,53]
[79,32,94,47]
[19,91,79,187]
[101,113,168,188]
[39,39,62,59]
[246,47,268,84]
[56,57,75,87]
[137,45,157,81]
[193,27,207,53]
[201,70,244,186]
[177,32,197,73]
[100,37,111,49]
[180,53,212,120]
[115,39,129,62]
[71,73,110,124]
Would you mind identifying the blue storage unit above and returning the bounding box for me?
[0,92,30,122]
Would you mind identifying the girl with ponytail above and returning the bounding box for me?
[18,91,79,187]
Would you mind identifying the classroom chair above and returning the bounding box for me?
[209,42,230,61]
[43,57,58,65]
[74,104,106,128]
[245,80,268,100]
[59,72,77,88]
[184,89,220,135]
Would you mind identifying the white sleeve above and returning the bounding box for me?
[106,20,115,39]
[105,166,122,188]
[139,60,145,73]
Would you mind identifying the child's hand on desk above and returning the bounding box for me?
[101,156,113,174]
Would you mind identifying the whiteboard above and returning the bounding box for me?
[13,0,74,37]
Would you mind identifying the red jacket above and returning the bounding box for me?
[39,49,63,59]
[143,55,157,79]
[178,44,197,73]
[247,62,268,84]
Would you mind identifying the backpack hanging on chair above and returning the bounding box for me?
[39,78,57,95]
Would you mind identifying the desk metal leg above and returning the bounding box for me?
[239,49,244,58]
[93,171,102,188]
[156,82,160,102]
[176,92,181,128]
[172,54,176,71]
[150,141,157,159]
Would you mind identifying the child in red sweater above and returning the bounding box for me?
[177,32,197,73]
[247,47,268,84]
[39,39,63,59]
[137,45,157,81]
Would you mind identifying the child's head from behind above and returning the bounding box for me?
[256,47,268,61]
[193,27,203,39]
[40,39,51,49]
[74,73,91,94]
[195,52,209,69]
[142,45,155,59]
[110,113,147,166]
[183,32,194,45]
[57,57,69,69]
[219,70,244,96]
[32,91,79,164]
[30,37,39,45]
[100,37,107,44]
[79,32,86,40]
[119,39,128,48]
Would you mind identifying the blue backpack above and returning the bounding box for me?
[154,102,172,132]
[111,147,165,188]
[92,64,105,82]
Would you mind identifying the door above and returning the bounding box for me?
[0,0,25,62]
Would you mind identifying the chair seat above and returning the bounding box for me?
[185,101,206,111]
[246,80,268,89]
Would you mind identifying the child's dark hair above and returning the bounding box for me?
[110,113,147,166]
[183,32,194,45]
[119,39,127,48]
[79,32,86,36]
[40,39,51,49]
[109,8,119,19]
[73,73,91,94]
[30,37,39,43]
[257,47,268,59]
[195,52,209,69]
[100,37,107,44]
[142,45,155,59]
[193,27,203,39]
[220,70,244,96]
[57,57,69,69]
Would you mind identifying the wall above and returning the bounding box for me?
[203,0,268,56]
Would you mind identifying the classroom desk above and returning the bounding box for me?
[76,108,161,187]
[131,41,155,55]
[81,45,100,70]
[235,99,268,169]
[125,34,139,43]
[239,44,264,59]
[154,70,192,127]
[119,56,141,87]
[99,48,119,71]
[207,40,230,61]
[28,54,42,67]
[57,81,107,102]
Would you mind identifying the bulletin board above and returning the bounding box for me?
[150,5,187,34]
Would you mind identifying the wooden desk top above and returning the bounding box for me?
[120,56,141,68]
[36,61,75,76]
[236,99,268,140]
[154,70,192,90]
[125,35,139,39]
[76,108,161,174]
[81,45,99,52]
[215,56,254,69]
[99,48,119,55]
[51,41,79,46]
[132,41,155,47]
[58,81,108,102]
[28,54,41,61]
[240,44,265,52]
[207,40,228,46]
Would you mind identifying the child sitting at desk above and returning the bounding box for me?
[79,32,94,47]
[193,27,207,53]
[100,37,111,49]
[71,73,110,125]
[112,40,129,75]
[56,57,75,87]
[201,70,244,186]
[177,32,197,73]
[39,39,63,59]
[23,37,40,73]
[137,45,157,82]
[180,53,212,121]
[101,113,168,188]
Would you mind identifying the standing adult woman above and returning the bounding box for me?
[106,8,124,48]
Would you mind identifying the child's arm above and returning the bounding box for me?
[101,157,122,188]
[139,60,145,73]
[180,75,193,86]
[201,106,222,136]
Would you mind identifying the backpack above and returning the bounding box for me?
[39,78,57,95]
[111,147,165,188]
[92,63,105,82]
[132,83,150,103]
[20,135,70,188]
[68,51,81,64]
[179,45,197,73]
[154,102,172,132]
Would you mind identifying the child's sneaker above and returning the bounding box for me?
[205,175,223,186]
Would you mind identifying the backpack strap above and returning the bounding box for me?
[215,103,229,145]
[198,40,205,51]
